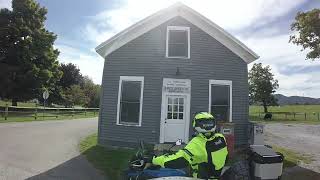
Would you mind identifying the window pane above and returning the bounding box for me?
[173,113,178,119]
[173,105,178,112]
[211,84,230,122]
[168,97,173,104]
[119,80,142,124]
[211,85,229,105]
[167,112,172,119]
[179,105,184,112]
[121,81,141,102]
[179,113,184,119]
[168,30,188,57]
[211,106,229,121]
[174,98,178,104]
[120,102,140,123]
[179,98,184,104]
[168,105,172,112]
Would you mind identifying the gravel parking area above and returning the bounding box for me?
[264,123,320,173]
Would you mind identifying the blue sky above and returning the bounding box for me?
[1,0,320,97]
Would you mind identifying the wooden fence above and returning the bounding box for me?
[0,104,99,120]
[252,111,320,121]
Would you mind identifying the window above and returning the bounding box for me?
[166,26,190,58]
[209,80,232,122]
[117,76,144,126]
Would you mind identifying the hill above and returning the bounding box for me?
[274,94,320,105]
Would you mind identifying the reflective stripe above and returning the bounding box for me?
[182,148,194,157]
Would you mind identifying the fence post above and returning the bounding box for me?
[34,105,37,120]
[305,113,307,120]
[56,108,59,118]
[4,103,8,120]
[293,113,296,120]
[85,108,87,116]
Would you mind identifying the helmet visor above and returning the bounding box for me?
[195,119,216,131]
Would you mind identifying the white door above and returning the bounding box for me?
[163,95,187,142]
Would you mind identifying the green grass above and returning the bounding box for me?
[250,105,320,124]
[272,145,312,168]
[79,133,135,180]
[0,100,37,107]
[0,111,98,123]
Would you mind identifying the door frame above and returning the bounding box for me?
[160,78,191,143]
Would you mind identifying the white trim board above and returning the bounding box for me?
[116,76,144,126]
[166,26,190,59]
[208,80,232,122]
[95,2,259,63]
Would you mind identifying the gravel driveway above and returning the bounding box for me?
[0,118,105,180]
[264,123,320,173]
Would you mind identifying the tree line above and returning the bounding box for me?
[0,0,100,107]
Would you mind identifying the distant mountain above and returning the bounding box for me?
[274,94,320,105]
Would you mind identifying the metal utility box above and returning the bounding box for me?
[248,122,265,145]
[248,145,283,180]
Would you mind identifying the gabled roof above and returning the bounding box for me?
[95,2,259,63]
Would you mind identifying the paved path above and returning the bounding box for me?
[0,118,105,180]
[264,123,320,173]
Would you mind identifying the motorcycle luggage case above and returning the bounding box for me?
[249,145,283,180]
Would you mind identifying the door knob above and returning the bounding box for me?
[165,121,167,124]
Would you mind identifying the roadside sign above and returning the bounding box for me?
[43,90,49,100]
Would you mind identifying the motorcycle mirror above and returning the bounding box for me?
[175,139,182,146]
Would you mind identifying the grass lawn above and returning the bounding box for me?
[0,111,98,123]
[271,145,312,168]
[250,105,320,124]
[0,100,37,107]
[79,133,135,179]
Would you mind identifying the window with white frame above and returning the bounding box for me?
[117,76,144,126]
[209,80,232,122]
[166,26,190,58]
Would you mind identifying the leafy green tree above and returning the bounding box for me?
[62,85,88,107]
[249,63,279,113]
[81,76,100,108]
[290,9,320,60]
[0,0,62,106]
[49,63,83,105]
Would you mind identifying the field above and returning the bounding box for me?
[250,105,320,123]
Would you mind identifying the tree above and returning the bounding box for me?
[249,63,279,113]
[290,9,320,60]
[49,63,83,105]
[80,76,101,108]
[0,0,62,106]
[58,63,83,88]
[62,85,88,107]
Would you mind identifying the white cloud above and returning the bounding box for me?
[80,0,320,97]
[243,34,320,98]
[0,0,11,9]
[85,0,307,44]
[55,44,104,84]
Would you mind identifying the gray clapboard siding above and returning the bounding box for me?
[98,16,249,147]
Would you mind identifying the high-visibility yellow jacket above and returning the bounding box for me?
[152,133,228,179]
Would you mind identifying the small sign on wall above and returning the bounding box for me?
[163,79,191,94]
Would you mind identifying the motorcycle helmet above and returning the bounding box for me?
[192,112,216,133]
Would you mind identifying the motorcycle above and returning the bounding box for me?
[123,140,251,180]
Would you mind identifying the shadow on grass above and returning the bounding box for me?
[26,155,105,180]
[81,145,135,180]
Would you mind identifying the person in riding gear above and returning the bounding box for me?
[151,112,228,179]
